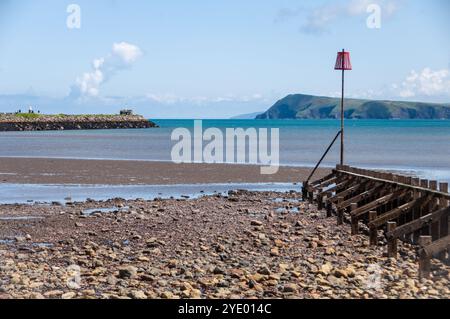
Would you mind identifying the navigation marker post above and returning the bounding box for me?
[334,49,352,165]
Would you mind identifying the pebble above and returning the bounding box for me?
[118,266,138,279]
[129,290,147,299]
[61,292,77,299]
[283,284,298,293]
[270,247,280,257]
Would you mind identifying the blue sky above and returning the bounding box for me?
[0,0,449,118]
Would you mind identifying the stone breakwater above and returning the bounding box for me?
[0,115,157,131]
[0,190,448,299]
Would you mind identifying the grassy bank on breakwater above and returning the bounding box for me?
[0,113,158,131]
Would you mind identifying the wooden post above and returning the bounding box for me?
[302,181,308,201]
[439,183,448,261]
[429,181,440,242]
[412,178,420,244]
[308,187,314,202]
[420,180,429,236]
[387,222,397,258]
[337,196,344,225]
[326,200,333,218]
[350,203,359,235]
[419,236,432,280]
[317,193,324,210]
[369,210,378,246]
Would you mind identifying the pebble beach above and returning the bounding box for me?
[1,190,449,299]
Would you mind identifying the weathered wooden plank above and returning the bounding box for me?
[337,197,344,225]
[336,183,385,210]
[369,211,378,246]
[439,183,449,260]
[350,203,359,235]
[387,222,397,258]
[310,176,337,191]
[335,169,450,199]
[386,207,450,240]
[310,172,336,187]
[419,236,432,279]
[350,189,408,218]
[327,180,370,203]
[429,181,440,242]
[368,195,430,229]
[423,235,450,257]
[319,176,357,196]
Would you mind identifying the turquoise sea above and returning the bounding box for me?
[0,119,449,182]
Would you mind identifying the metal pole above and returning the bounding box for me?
[340,49,345,166]
[306,130,342,183]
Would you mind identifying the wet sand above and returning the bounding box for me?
[0,157,330,185]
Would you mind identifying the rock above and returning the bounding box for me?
[215,244,226,253]
[137,256,150,262]
[67,281,81,290]
[146,238,159,247]
[230,269,245,279]
[213,266,225,275]
[61,292,77,299]
[283,284,298,293]
[308,242,318,249]
[258,267,271,276]
[107,275,117,285]
[251,220,263,227]
[28,292,45,299]
[160,291,174,299]
[274,239,284,247]
[270,247,280,257]
[190,289,202,299]
[319,263,333,276]
[118,266,138,279]
[334,269,348,278]
[249,274,266,283]
[129,290,147,299]
[14,236,26,243]
[44,290,64,298]
[345,266,356,278]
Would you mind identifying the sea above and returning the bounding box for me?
[0,119,449,203]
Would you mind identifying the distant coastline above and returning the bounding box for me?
[256,94,450,120]
[0,113,158,131]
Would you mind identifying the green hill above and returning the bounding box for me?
[256,94,450,119]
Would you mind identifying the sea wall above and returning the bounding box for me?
[0,115,158,132]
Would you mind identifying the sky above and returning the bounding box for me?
[0,0,449,118]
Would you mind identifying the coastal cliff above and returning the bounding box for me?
[0,114,158,132]
[256,94,450,120]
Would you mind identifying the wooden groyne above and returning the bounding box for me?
[303,165,450,279]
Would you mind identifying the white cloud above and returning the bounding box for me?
[72,42,143,98]
[112,42,143,64]
[399,68,450,98]
[277,0,402,34]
